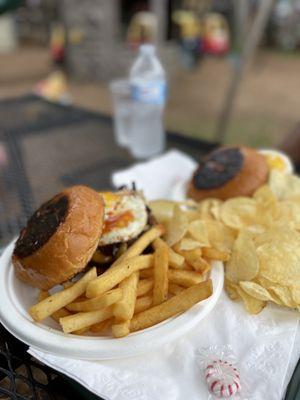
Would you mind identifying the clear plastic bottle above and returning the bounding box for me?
[129,44,167,158]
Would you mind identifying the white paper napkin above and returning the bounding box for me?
[29,150,300,400]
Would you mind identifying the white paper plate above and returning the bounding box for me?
[0,241,223,360]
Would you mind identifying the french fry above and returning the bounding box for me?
[60,306,114,333]
[113,272,139,321]
[130,280,213,332]
[168,269,204,287]
[86,255,152,298]
[137,279,153,297]
[182,249,211,273]
[112,320,130,338]
[202,247,230,261]
[90,318,113,333]
[153,244,169,305]
[38,290,72,321]
[66,288,122,312]
[30,268,97,322]
[139,268,153,278]
[153,238,184,269]
[168,283,185,295]
[113,225,164,266]
[134,295,153,314]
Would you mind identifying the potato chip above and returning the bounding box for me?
[224,279,240,301]
[148,200,175,224]
[239,281,273,302]
[257,240,300,286]
[277,200,300,229]
[268,285,297,309]
[220,197,257,229]
[226,231,259,283]
[165,205,188,246]
[205,220,236,253]
[198,199,222,221]
[236,286,266,314]
[290,286,300,305]
[188,219,210,247]
[177,238,201,251]
[269,170,300,200]
[253,185,277,204]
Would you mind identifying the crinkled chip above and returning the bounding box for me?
[177,238,201,251]
[149,200,176,224]
[269,170,300,200]
[239,281,273,302]
[220,197,257,229]
[198,198,222,221]
[257,240,300,286]
[226,231,259,283]
[268,285,297,309]
[164,205,188,247]
[225,279,240,301]
[188,219,210,247]
[205,220,236,252]
[236,286,266,314]
[290,286,300,305]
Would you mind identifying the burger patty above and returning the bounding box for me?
[193,147,244,190]
[14,194,69,258]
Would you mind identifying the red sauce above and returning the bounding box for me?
[103,210,134,234]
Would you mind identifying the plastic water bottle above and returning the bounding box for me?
[129,44,167,158]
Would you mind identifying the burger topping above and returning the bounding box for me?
[14,195,69,258]
[193,147,244,190]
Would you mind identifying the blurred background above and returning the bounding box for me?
[1,0,300,147]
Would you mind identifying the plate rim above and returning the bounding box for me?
[0,240,224,360]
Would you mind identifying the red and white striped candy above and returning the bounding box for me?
[205,359,241,398]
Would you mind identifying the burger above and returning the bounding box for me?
[187,146,269,201]
[12,186,150,290]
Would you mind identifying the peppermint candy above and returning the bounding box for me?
[205,359,241,398]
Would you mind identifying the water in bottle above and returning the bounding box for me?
[129,44,167,158]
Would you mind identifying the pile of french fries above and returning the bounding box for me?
[29,225,213,338]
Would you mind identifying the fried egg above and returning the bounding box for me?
[259,149,293,175]
[98,191,148,246]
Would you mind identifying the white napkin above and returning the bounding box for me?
[29,150,300,400]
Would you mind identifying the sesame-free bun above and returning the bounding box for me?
[12,186,104,290]
[187,146,269,201]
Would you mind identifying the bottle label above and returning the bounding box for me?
[131,81,167,105]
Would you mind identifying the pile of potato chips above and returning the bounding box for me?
[149,170,300,314]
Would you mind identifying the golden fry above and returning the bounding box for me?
[180,248,211,273]
[168,269,204,287]
[153,238,184,269]
[168,283,185,295]
[112,320,130,338]
[90,318,112,333]
[66,288,122,312]
[137,279,154,297]
[60,306,113,333]
[202,247,230,261]
[114,225,164,266]
[38,290,72,321]
[139,268,153,278]
[30,268,97,322]
[86,255,153,298]
[134,295,153,314]
[130,280,213,332]
[113,272,139,321]
[153,244,169,305]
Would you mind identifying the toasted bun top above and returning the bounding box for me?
[13,185,104,290]
[187,146,269,201]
